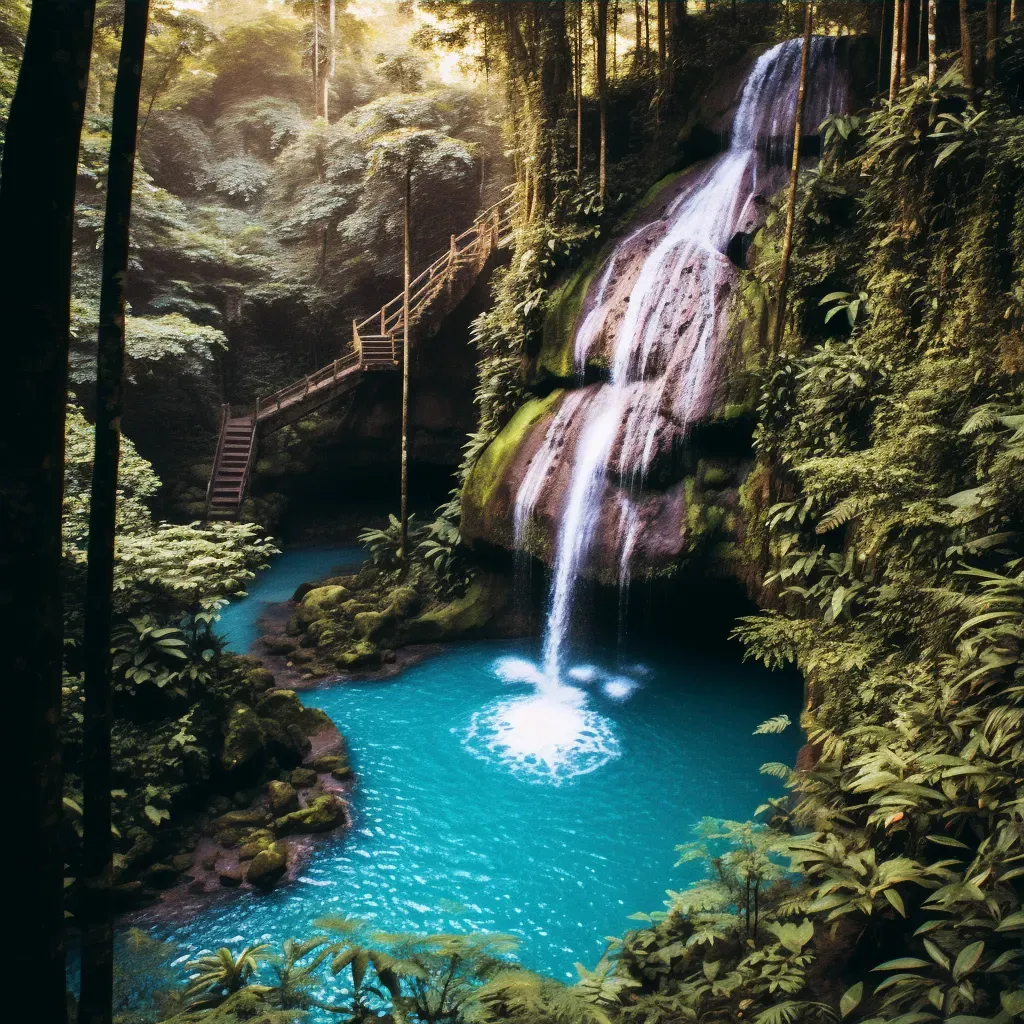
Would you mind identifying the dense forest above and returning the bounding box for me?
[6,3,1024,1024]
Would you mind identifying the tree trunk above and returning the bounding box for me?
[644,0,650,57]
[612,0,619,78]
[313,0,320,116]
[79,6,150,1019]
[1012,1,1017,23]
[960,0,975,92]
[889,0,903,100]
[635,0,642,66]
[323,0,335,122]
[598,0,608,197]
[400,165,411,559]
[900,0,912,85]
[916,0,924,64]
[0,3,95,1021]
[878,0,888,94]
[657,0,666,96]
[986,0,998,83]
[771,0,813,359]
[928,0,937,84]
[577,0,584,179]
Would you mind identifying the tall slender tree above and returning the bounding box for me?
[324,0,336,121]
[900,0,912,85]
[878,0,888,94]
[960,0,975,92]
[986,0,999,83]
[577,0,584,179]
[634,0,643,66]
[401,162,411,559]
[0,4,95,1022]
[79,5,151,1021]
[772,0,814,358]
[597,0,608,197]
[928,0,938,84]
[889,0,904,100]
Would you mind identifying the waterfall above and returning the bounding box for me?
[520,37,847,679]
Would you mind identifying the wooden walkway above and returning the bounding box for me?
[206,196,516,519]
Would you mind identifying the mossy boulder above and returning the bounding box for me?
[244,667,275,693]
[273,793,347,836]
[212,808,271,831]
[290,767,317,788]
[312,752,349,774]
[334,640,381,669]
[246,844,288,889]
[353,609,395,641]
[221,705,268,771]
[388,586,421,617]
[237,829,276,861]
[267,780,298,816]
[296,585,350,625]
[401,574,518,644]
[339,598,368,620]
[256,688,331,736]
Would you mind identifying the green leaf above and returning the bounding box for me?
[952,941,984,981]
[873,958,931,971]
[840,982,864,1018]
[883,888,907,917]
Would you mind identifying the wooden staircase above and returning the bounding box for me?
[205,194,517,520]
[207,410,257,520]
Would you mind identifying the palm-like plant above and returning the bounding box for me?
[183,943,273,1008]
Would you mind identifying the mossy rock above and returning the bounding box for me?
[244,667,275,692]
[260,635,296,656]
[256,688,331,736]
[237,829,276,861]
[246,844,288,889]
[402,575,511,643]
[331,766,354,781]
[267,780,298,816]
[145,863,180,888]
[221,704,267,771]
[353,609,395,641]
[339,598,368,620]
[334,640,381,669]
[296,585,351,625]
[462,390,564,536]
[213,808,271,830]
[312,753,349,774]
[274,793,347,836]
[536,255,601,380]
[290,767,317,788]
[389,585,421,617]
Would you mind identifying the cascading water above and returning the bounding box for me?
[520,37,848,680]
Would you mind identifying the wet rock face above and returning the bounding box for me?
[463,37,853,586]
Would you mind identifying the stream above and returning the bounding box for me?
[151,546,799,981]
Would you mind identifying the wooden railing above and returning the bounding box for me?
[255,351,361,421]
[352,195,518,349]
[205,402,232,515]
[252,192,516,428]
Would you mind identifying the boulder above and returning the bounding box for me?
[213,808,271,830]
[221,705,266,771]
[218,865,245,887]
[246,845,288,889]
[331,766,354,782]
[334,641,381,669]
[312,752,348,774]
[267,780,299,816]
[296,585,350,625]
[353,610,395,642]
[261,635,297,655]
[244,667,275,693]
[389,586,422,617]
[146,863,179,889]
[171,853,194,873]
[290,768,317,788]
[256,688,331,736]
[339,599,368,620]
[274,793,347,836]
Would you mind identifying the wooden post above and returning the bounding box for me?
[400,164,412,560]
[771,1,813,359]
[380,307,386,333]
